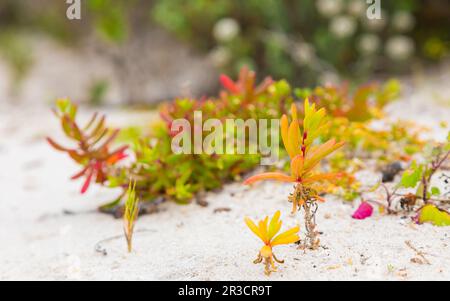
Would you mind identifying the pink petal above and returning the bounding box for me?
[352,202,373,220]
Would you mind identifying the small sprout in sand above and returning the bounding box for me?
[398,138,450,204]
[245,211,300,275]
[377,136,450,214]
[245,100,344,249]
[124,180,139,252]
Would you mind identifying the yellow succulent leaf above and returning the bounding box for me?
[268,211,282,240]
[281,114,289,153]
[245,217,266,243]
[258,217,269,243]
[291,103,298,122]
[303,139,336,169]
[305,122,330,147]
[304,140,344,172]
[271,234,300,246]
[309,108,326,131]
[271,226,300,246]
[304,98,311,116]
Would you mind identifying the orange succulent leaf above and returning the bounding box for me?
[302,172,345,185]
[105,146,128,165]
[287,120,301,158]
[244,172,294,185]
[290,155,304,179]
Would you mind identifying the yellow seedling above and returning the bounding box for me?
[124,180,140,253]
[245,210,300,275]
[245,100,344,249]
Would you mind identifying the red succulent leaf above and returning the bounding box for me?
[255,77,274,94]
[80,167,94,194]
[220,74,240,94]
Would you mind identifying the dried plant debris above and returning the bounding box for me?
[213,207,231,213]
[405,240,430,265]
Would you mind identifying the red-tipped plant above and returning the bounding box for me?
[47,98,127,194]
[219,66,273,100]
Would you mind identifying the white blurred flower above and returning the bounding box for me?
[316,0,343,17]
[208,47,231,67]
[347,0,366,16]
[292,43,315,66]
[385,35,415,60]
[319,71,339,85]
[358,34,380,55]
[392,11,415,32]
[363,10,387,32]
[213,18,240,42]
[330,15,357,39]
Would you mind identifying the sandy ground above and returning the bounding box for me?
[0,64,449,281]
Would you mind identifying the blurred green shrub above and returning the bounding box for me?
[0,30,34,94]
[1,0,447,93]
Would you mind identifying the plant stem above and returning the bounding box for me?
[302,200,319,250]
[422,149,449,203]
[381,184,396,214]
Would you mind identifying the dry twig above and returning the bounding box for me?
[405,240,430,265]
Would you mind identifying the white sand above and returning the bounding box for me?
[0,64,449,280]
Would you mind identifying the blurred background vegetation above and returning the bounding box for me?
[0,0,448,104]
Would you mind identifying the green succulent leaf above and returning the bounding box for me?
[418,204,450,227]
[399,162,423,188]
[431,187,441,196]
